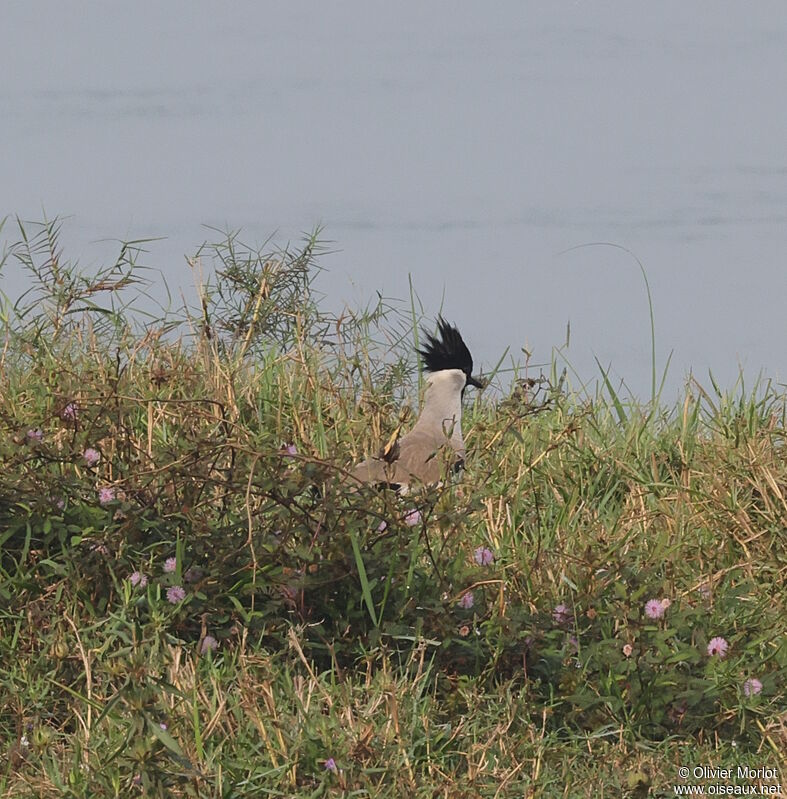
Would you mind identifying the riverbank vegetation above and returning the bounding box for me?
[1,219,784,797]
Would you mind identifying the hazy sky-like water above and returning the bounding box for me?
[2,2,786,399]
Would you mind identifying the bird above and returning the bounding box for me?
[350,317,483,490]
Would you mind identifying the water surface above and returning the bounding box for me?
[2,2,786,398]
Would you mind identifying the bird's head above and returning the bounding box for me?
[418,316,484,390]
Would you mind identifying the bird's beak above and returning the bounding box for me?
[467,375,485,389]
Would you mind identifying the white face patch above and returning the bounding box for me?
[426,369,466,394]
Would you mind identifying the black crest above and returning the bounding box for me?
[418,316,480,387]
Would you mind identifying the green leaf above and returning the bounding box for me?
[146,715,185,757]
[595,357,627,425]
[349,530,378,627]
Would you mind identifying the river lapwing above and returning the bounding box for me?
[350,317,483,490]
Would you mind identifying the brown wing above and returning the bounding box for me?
[350,457,411,487]
[351,429,462,488]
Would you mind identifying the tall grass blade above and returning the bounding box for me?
[349,530,378,627]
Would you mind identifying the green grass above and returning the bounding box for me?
[0,218,785,797]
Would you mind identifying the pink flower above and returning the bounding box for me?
[282,443,298,457]
[458,591,474,609]
[129,571,148,588]
[644,599,666,620]
[83,448,100,466]
[377,520,388,532]
[61,402,79,421]
[707,637,729,658]
[743,678,762,697]
[166,585,186,604]
[159,722,167,730]
[474,546,494,566]
[27,428,43,442]
[163,557,177,573]
[552,604,571,625]
[622,643,633,658]
[404,509,421,527]
[200,635,218,655]
[98,486,116,505]
[324,757,338,773]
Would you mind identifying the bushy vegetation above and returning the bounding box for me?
[1,219,785,797]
